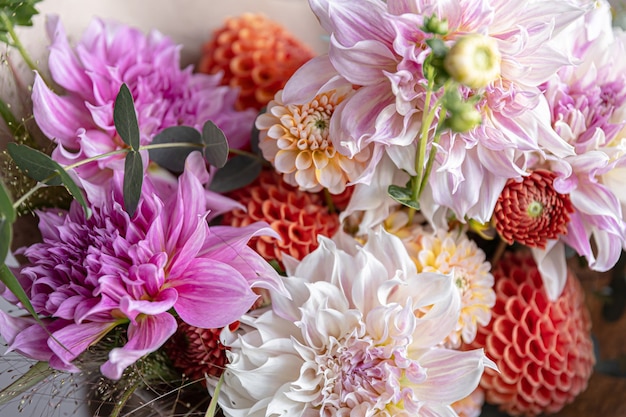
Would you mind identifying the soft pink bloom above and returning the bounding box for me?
[33,15,256,201]
[284,0,584,222]
[216,229,495,417]
[0,153,284,379]
[533,2,626,297]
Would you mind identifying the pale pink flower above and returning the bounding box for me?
[0,153,284,380]
[283,0,584,222]
[32,15,255,201]
[216,229,496,417]
[532,2,626,297]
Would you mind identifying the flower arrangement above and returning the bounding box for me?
[0,1,625,417]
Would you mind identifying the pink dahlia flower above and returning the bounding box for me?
[0,153,284,380]
[33,16,256,201]
[216,229,496,417]
[284,0,583,222]
[536,2,626,295]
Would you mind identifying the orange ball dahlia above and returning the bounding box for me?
[222,170,339,266]
[493,170,573,249]
[469,250,594,416]
[198,13,315,110]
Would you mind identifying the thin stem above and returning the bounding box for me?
[63,149,129,171]
[491,238,509,266]
[12,181,44,209]
[228,147,264,161]
[323,188,336,214]
[418,104,448,199]
[0,12,53,88]
[111,379,144,417]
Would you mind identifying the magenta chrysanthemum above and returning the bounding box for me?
[0,153,283,380]
[32,16,255,199]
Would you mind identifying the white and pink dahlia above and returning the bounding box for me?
[538,1,626,281]
[33,16,255,197]
[0,153,283,380]
[217,229,496,417]
[282,0,584,223]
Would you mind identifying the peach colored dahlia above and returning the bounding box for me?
[198,13,315,111]
[469,250,594,416]
[222,170,339,266]
[384,211,495,349]
[256,88,371,194]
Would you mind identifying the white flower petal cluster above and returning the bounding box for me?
[217,229,496,417]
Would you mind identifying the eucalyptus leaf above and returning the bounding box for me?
[208,156,262,193]
[0,0,42,45]
[149,125,203,173]
[202,121,229,169]
[7,143,91,218]
[7,143,62,185]
[0,216,11,267]
[0,179,15,223]
[123,151,144,217]
[0,264,39,322]
[55,168,92,219]
[113,83,140,151]
[387,185,421,210]
[0,181,12,264]
[0,361,53,406]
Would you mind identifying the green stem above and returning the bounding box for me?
[412,94,443,201]
[418,104,448,199]
[110,379,144,417]
[12,181,44,209]
[228,147,264,161]
[0,12,53,88]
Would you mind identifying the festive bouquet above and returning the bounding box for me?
[0,0,625,416]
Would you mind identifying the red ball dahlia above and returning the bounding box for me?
[222,170,339,266]
[197,13,315,111]
[468,251,594,416]
[165,321,239,382]
[493,170,573,249]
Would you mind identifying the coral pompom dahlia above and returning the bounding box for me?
[469,251,594,416]
[222,170,339,265]
[198,13,315,110]
[493,170,574,249]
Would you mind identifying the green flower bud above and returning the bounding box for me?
[446,102,482,133]
[444,34,501,89]
[423,15,449,36]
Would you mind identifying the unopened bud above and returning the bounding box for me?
[444,34,501,89]
[423,15,449,36]
[446,102,482,133]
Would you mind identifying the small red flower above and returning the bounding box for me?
[197,13,315,111]
[222,170,339,266]
[468,251,594,416]
[165,321,239,382]
[493,170,573,249]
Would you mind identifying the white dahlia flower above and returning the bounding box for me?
[216,229,496,417]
